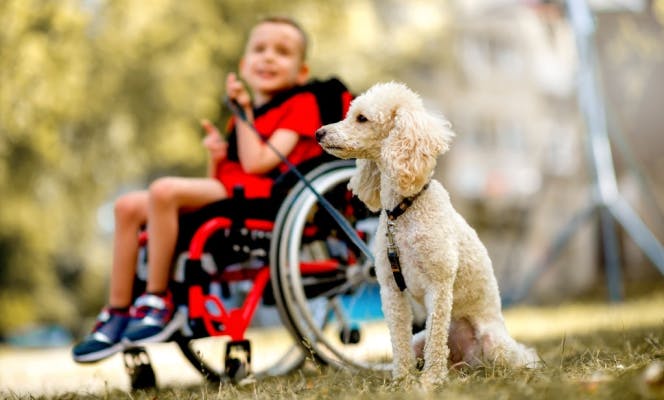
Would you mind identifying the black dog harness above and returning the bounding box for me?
[383,182,430,291]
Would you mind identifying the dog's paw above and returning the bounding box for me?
[391,366,410,381]
[387,373,417,391]
[418,367,448,391]
[417,374,447,392]
[391,356,418,380]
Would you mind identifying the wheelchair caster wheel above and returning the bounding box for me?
[225,340,252,383]
[123,347,157,390]
[339,326,361,344]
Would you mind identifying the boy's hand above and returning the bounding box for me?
[201,119,228,163]
[226,73,252,110]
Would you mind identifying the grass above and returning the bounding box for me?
[9,289,664,400]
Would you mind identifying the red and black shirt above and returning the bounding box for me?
[215,79,352,199]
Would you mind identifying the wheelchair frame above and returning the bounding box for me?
[123,159,391,389]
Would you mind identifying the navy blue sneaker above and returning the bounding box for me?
[72,308,130,363]
[123,292,185,345]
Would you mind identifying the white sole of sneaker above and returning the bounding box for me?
[73,342,124,363]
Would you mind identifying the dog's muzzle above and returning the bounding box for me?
[315,127,327,143]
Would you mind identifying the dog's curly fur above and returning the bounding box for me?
[316,82,539,386]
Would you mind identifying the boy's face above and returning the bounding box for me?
[240,22,309,103]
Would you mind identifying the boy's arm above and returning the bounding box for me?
[201,119,228,178]
[206,153,217,179]
[226,73,301,174]
[235,121,300,174]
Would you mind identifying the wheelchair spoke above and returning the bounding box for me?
[312,280,355,300]
[300,274,345,286]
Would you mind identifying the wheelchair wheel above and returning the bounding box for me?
[270,160,392,371]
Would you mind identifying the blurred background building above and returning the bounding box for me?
[420,0,664,303]
[430,0,592,303]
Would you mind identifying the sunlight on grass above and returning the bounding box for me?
[504,290,664,342]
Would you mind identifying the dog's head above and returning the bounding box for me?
[316,82,454,202]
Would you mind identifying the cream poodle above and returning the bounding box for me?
[316,82,538,386]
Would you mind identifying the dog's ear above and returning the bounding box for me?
[348,159,382,211]
[383,106,454,196]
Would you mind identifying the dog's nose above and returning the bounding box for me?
[315,128,327,143]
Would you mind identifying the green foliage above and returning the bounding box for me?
[0,0,236,335]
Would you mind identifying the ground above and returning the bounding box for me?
[1,289,663,399]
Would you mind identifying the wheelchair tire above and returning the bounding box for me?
[269,160,392,372]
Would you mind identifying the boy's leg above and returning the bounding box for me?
[145,176,228,293]
[110,191,149,307]
[124,177,227,344]
[72,191,148,363]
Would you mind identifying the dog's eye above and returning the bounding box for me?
[356,114,368,123]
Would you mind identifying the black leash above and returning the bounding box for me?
[225,97,375,264]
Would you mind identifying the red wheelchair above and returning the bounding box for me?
[120,80,393,389]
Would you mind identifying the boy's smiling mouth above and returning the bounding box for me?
[256,69,277,79]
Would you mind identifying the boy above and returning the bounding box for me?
[73,16,350,362]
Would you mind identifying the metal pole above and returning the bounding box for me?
[567,0,664,277]
[567,0,622,301]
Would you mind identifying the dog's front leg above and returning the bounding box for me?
[380,285,415,379]
[421,288,453,386]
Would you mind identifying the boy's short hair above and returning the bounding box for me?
[254,16,308,61]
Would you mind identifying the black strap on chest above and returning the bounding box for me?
[383,183,430,291]
[386,237,407,292]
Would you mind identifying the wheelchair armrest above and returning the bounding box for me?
[188,217,233,260]
[244,219,274,231]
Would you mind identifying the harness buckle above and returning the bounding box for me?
[385,220,407,291]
